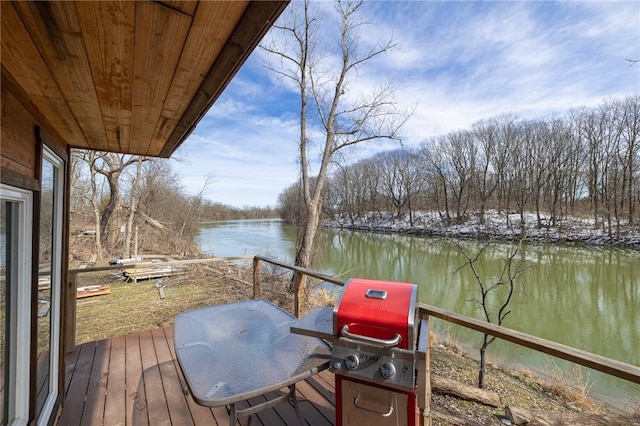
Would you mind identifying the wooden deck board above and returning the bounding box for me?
[138,329,171,425]
[104,335,126,426]
[306,370,337,405]
[59,326,336,426]
[59,342,97,425]
[124,331,147,425]
[64,344,82,396]
[295,380,335,426]
[81,339,110,426]
[151,327,194,425]
[164,326,217,425]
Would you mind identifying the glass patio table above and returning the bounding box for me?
[174,299,331,425]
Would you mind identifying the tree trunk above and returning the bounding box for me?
[478,336,488,389]
[295,197,321,269]
[432,375,500,408]
[88,152,103,260]
[505,406,640,426]
[99,169,122,248]
[124,157,143,258]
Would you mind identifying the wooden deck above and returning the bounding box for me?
[58,326,336,425]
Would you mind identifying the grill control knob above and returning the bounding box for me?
[344,354,359,370]
[380,361,396,379]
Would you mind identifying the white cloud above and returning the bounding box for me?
[172,0,640,208]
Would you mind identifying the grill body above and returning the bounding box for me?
[330,278,420,426]
[333,278,416,349]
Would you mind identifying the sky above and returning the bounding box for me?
[173,0,640,208]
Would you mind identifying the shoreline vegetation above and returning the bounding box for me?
[325,209,640,249]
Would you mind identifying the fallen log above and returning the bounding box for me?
[432,374,501,407]
[505,406,640,426]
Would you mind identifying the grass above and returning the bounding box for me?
[431,331,467,356]
[540,361,601,414]
[632,398,640,418]
[74,260,330,344]
[75,261,284,344]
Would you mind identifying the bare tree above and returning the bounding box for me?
[178,174,215,239]
[278,180,307,225]
[419,138,453,222]
[69,150,92,221]
[82,150,104,259]
[318,97,638,232]
[453,238,528,388]
[262,0,408,276]
[617,95,640,224]
[331,161,368,226]
[89,153,144,248]
[493,115,518,215]
[377,150,409,217]
[444,130,476,222]
[541,117,573,227]
[123,156,144,258]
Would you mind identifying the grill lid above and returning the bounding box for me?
[333,278,418,350]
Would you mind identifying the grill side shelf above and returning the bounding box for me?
[290,306,337,343]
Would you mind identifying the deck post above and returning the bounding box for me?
[292,271,306,318]
[64,271,78,353]
[252,257,261,299]
[418,318,432,426]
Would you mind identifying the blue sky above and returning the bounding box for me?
[173,0,640,208]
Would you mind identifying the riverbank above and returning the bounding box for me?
[326,210,640,248]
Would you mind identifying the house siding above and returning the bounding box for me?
[2,70,70,425]
[1,74,38,180]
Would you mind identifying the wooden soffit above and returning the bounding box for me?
[1,1,288,157]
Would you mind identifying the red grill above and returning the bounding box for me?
[330,278,423,426]
[333,279,417,350]
[290,277,429,426]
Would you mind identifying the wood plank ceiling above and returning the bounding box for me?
[1,1,288,157]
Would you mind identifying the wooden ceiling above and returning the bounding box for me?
[1,1,288,157]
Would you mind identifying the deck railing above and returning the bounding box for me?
[252,255,640,386]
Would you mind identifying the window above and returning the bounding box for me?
[36,146,63,425]
[0,184,33,426]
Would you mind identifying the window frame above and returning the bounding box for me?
[0,184,33,426]
[36,146,64,425]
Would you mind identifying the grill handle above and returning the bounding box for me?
[354,395,394,417]
[341,325,402,347]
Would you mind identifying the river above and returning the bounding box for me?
[198,218,639,406]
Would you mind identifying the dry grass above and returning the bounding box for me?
[431,331,467,356]
[74,260,345,344]
[305,286,338,310]
[74,261,292,344]
[540,361,602,414]
[630,397,640,419]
